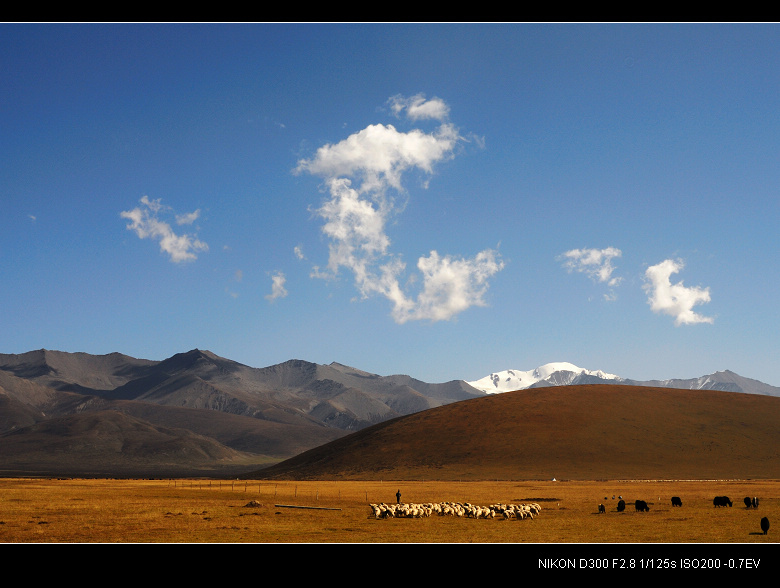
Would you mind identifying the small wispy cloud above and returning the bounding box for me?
[559,246,623,300]
[225,270,243,299]
[560,247,623,286]
[294,93,503,323]
[387,93,451,121]
[266,271,288,302]
[121,196,208,263]
[643,258,713,325]
[175,209,200,225]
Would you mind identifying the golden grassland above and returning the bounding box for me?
[0,477,777,545]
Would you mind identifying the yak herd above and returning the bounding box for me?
[594,494,762,513]
[592,494,770,535]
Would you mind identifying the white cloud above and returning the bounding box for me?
[391,249,504,323]
[560,247,623,287]
[266,271,288,302]
[295,94,503,323]
[295,121,461,194]
[559,247,623,301]
[643,258,714,326]
[121,196,208,263]
[175,209,200,225]
[139,195,163,213]
[387,93,451,121]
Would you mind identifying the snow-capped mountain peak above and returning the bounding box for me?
[468,362,621,394]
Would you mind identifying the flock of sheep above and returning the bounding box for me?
[369,501,542,520]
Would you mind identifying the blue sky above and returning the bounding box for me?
[2,23,779,386]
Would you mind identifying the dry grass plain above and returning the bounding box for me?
[0,477,778,545]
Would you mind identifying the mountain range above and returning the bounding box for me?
[1,348,779,477]
[0,348,481,477]
[467,362,780,396]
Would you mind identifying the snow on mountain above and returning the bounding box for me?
[467,362,622,394]
[467,364,780,397]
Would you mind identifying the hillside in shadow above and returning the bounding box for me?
[251,385,780,481]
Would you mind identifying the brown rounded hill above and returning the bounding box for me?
[251,384,780,481]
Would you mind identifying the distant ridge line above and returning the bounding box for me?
[467,362,780,397]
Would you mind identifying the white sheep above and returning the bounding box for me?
[371,500,540,521]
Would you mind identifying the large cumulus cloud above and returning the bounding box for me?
[643,258,714,325]
[295,94,503,323]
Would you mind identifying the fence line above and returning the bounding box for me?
[165,479,399,504]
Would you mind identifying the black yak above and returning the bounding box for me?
[761,517,769,535]
[744,497,753,508]
[598,503,606,514]
[671,496,682,507]
[635,500,649,512]
[617,499,626,512]
[713,496,732,507]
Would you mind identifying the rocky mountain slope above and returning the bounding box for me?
[0,348,483,476]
